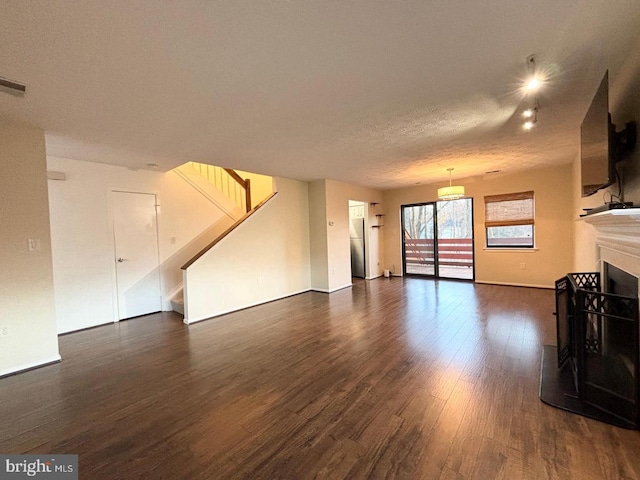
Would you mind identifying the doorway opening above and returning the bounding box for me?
[401,198,474,280]
[349,200,367,279]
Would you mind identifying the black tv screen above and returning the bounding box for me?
[581,71,613,197]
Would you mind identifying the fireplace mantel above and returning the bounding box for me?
[581,209,640,281]
[581,209,640,230]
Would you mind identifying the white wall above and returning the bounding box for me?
[183,178,311,323]
[0,121,60,376]
[383,164,574,288]
[573,32,640,272]
[47,157,236,333]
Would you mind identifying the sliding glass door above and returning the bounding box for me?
[436,198,474,280]
[401,198,474,280]
[402,203,436,275]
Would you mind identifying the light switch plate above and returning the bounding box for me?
[28,239,41,251]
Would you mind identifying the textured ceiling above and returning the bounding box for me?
[1,0,639,189]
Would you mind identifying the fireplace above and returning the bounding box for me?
[551,271,639,428]
[541,210,640,428]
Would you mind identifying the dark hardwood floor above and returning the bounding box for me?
[2,278,640,479]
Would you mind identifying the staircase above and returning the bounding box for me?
[170,289,184,315]
[168,163,256,316]
[187,162,251,213]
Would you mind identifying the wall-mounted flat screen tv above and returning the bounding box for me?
[581,71,613,197]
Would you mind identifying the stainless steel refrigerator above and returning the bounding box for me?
[350,218,366,278]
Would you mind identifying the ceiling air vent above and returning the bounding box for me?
[0,76,26,94]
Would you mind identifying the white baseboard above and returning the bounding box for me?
[58,319,114,335]
[475,280,553,289]
[0,354,62,378]
[311,283,353,294]
[184,288,312,325]
[328,283,353,292]
[365,274,383,280]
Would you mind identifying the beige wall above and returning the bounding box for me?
[308,180,329,289]
[573,32,640,272]
[308,179,384,292]
[383,163,574,288]
[0,121,60,376]
[183,177,311,323]
[325,179,384,288]
[235,169,275,207]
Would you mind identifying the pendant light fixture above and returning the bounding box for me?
[437,168,465,200]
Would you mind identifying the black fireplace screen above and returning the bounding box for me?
[578,290,639,424]
[555,273,600,368]
[555,272,639,427]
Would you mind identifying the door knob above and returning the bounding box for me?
[117,257,129,263]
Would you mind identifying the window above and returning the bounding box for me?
[484,191,534,248]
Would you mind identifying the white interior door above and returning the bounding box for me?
[112,191,162,320]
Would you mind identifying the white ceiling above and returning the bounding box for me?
[1,1,639,189]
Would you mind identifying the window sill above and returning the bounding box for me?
[483,247,539,252]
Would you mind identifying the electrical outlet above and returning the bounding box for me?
[0,326,9,337]
[257,276,263,285]
[520,262,526,270]
[332,268,336,276]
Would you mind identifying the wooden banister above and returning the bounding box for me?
[223,168,251,212]
[181,192,277,270]
[244,178,251,211]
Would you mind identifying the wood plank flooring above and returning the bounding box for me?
[1,278,640,479]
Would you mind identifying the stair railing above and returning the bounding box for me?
[223,168,251,212]
[189,162,251,212]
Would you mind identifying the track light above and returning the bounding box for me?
[522,55,544,93]
[522,104,538,130]
[524,77,541,93]
[522,56,541,132]
[523,103,539,131]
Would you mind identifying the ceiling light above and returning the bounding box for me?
[522,55,543,130]
[524,77,541,92]
[522,55,546,94]
[522,105,538,130]
[437,168,465,200]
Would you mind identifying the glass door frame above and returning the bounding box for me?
[401,201,438,278]
[401,198,475,281]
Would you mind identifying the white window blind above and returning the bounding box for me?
[484,191,534,227]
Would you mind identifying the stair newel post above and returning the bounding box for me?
[245,178,251,212]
